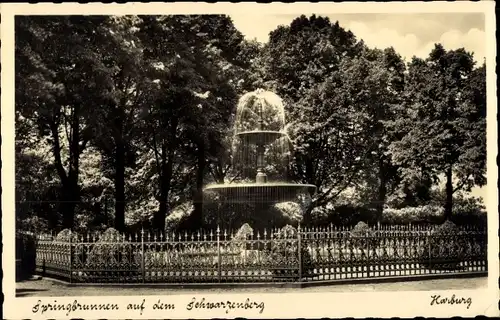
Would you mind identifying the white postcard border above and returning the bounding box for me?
[2,2,498,319]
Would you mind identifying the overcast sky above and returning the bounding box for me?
[230,13,486,64]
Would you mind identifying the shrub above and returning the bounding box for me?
[419,220,465,270]
[18,216,49,234]
[272,202,303,224]
[308,204,376,227]
[233,223,254,240]
[349,221,379,249]
[382,205,444,224]
[80,227,140,281]
[450,197,487,226]
[262,202,304,230]
[328,205,378,226]
[86,228,127,265]
[269,225,313,279]
[164,202,194,233]
[55,228,80,242]
[232,223,254,250]
[382,201,487,227]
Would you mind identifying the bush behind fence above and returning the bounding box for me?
[31,224,487,284]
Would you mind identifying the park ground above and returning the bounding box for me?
[16,276,487,297]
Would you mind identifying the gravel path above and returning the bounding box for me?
[16,276,487,297]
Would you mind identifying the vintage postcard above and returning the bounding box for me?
[2,2,498,319]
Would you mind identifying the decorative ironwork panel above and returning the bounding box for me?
[35,236,71,280]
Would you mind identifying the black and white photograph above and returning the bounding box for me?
[2,2,498,319]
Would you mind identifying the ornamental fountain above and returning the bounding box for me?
[203,89,316,230]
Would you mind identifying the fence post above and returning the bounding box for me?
[141,228,145,283]
[69,229,73,283]
[40,234,46,277]
[427,229,432,272]
[217,226,221,283]
[366,229,369,278]
[297,223,302,282]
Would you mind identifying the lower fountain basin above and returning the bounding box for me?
[203,182,316,204]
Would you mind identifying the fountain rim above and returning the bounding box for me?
[203,182,317,193]
[234,130,289,136]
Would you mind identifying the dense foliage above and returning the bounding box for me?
[15,15,487,234]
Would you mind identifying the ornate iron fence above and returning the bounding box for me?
[300,225,487,281]
[33,224,487,284]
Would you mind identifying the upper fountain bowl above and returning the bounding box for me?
[234,89,287,135]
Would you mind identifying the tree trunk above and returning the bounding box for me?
[444,166,453,222]
[303,204,313,227]
[304,158,314,185]
[114,140,126,232]
[191,143,206,231]
[156,142,168,231]
[301,157,315,226]
[375,157,387,222]
[61,180,78,230]
[153,141,174,231]
[62,105,81,230]
[114,113,126,232]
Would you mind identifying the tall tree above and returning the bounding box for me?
[16,16,111,229]
[136,15,243,230]
[88,16,146,231]
[342,47,406,221]
[388,44,486,221]
[259,15,368,223]
[261,15,362,96]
